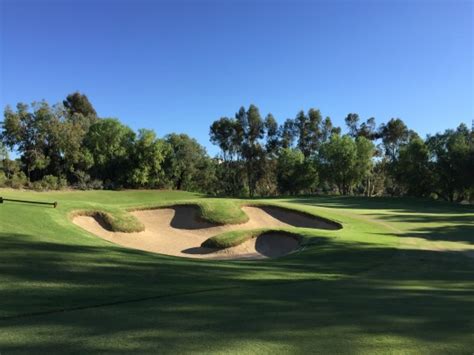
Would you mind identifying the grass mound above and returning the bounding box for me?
[197,199,249,225]
[202,228,303,249]
[130,198,249,225]
[70,210,144,233]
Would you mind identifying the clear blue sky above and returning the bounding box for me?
[1,0,472,156]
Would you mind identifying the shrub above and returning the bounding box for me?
[30,181,44,191]
[89,179,103,190]
[9,172,27,189]
[42,175,60,190]
[30,175,68,191]
[73,170,103,190]
[0,171,7,187]
[58,176,68,189]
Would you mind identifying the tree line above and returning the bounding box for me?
[1,92,473,202]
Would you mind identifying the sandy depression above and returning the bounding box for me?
[73,205,339,260]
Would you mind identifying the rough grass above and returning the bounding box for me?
[0,188,473,353]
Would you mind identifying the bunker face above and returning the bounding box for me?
[73,206,337,260]
[257,205,341,230]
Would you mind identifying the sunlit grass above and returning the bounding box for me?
[0,189,473,353]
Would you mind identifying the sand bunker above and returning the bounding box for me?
[73,205,340,260]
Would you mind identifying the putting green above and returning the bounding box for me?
[0,189,473,353]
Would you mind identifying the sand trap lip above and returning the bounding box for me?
[72,205,340,260]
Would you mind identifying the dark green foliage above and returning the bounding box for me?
[395,135,432,196]
[345,113,360,137]
[1,93,472,201]
[209,105,269,197]
[2,102,54,180]
[278,118,298,149]
[345,113,377,140]
[319,134,375,195]
[264,114,279,155]
[63,92,97,118]
[127,129,168,188]
[378,118,410,161]
[277,148,317,195]
[83,118,135,187]
[294,109,325,157]
[163,133,215,192]
[0,141,7,161]
[209,117,239,161]
[426,124,473,202]
[214,160,248,196]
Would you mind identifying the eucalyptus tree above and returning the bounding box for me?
[210,105,268,196]
[2,102,55,180]
[264,113,279,155]
[294,108,324,158]
[278,118,297,149]
[378,118,410,161]
[345,113,377,140]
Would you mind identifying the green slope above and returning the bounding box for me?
[0,189,473,353]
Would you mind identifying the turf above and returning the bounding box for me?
[202,228,307,249]
[0,189,473,353]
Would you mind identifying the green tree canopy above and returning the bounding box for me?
[128,129,169,188]
[319,134,374,195]
[277,148,317,195]
[83,118,135,186]
[396,135,432,197]
[163,133,214,192]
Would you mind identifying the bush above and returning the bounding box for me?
[73,171,103,190]
[0,171,7,187]
[29,175,68,191]
[9,172,27,189]
[42,175,60,190]
[58,176,68,189]
[89,179,103,190]
[29,175,57,191]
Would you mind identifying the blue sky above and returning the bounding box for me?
[1,0,472,156]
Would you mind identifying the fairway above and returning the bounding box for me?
[0,189,473,353]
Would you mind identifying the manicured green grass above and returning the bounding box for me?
[0,188,473,353]
[202,228,315,249]
[133,198,249,225]
[70,209,145,232]
[201,228,269,248]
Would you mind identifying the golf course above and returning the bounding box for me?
[0,189,473,353]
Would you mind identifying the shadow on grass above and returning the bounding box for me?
[0,231,473,353]
[371,213,474,245]
[279,195,474,214]
[278,196,474,245]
